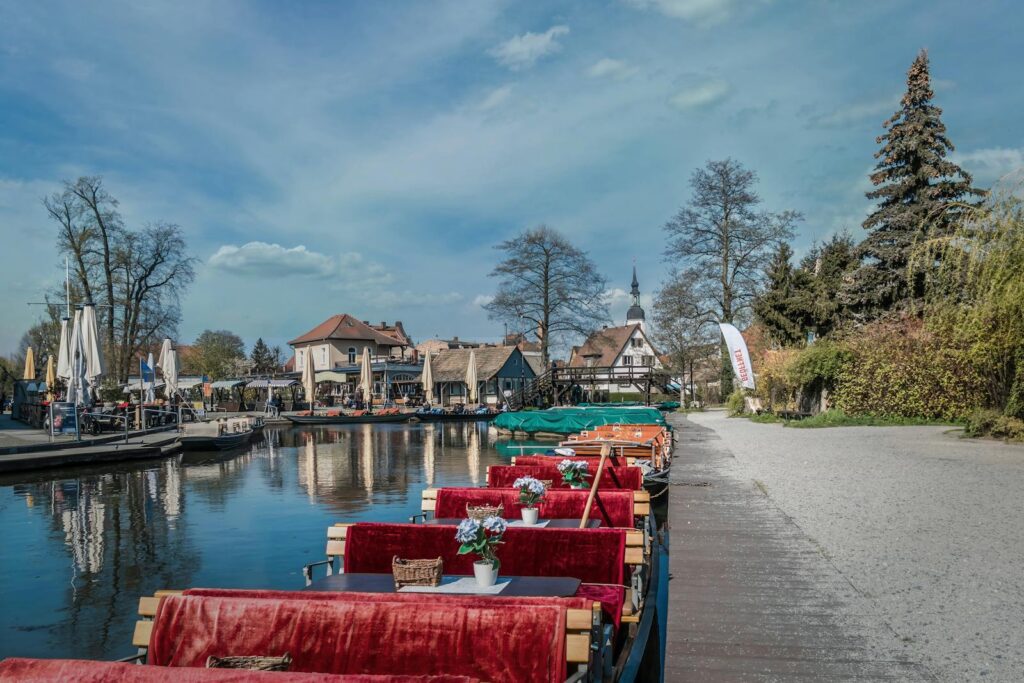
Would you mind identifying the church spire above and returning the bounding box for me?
[626,265,645,326]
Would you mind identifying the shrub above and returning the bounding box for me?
[725,389,745,416]
[964,408,1024,441]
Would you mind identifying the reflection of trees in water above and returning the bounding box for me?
[8,459,200,659]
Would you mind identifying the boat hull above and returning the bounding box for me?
[179,430,254,451]
[409,413,497,423]
[285,413,412,425]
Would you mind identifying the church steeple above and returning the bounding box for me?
[626,265,645,326]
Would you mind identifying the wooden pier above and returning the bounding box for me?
[665,414,930,681]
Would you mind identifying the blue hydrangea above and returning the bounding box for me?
[481,515,508,535]
[513,476,547,495]
[455,518,481,544]
[557,459,588,473]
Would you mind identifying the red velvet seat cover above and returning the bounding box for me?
[147,594,567,683]
[434,487,635,528]
[344,522,627,585]
[514,455,634,468]
[487,464,643,490]
[0,658,478,682]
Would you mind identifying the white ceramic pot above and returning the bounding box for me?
[521,507,539,525]
[473,560,498,587]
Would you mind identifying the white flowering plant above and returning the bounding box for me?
[455,515,507,569]
[513,476,547,508]
[557,459,590,487]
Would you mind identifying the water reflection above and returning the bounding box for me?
[0,421,505,661]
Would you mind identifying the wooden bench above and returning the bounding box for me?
[132,589,598,670]
[420,487,651,520]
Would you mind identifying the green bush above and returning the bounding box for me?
[964,408,1024,441]
[725,389,745,416]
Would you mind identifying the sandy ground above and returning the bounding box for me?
[686,410,1024,682]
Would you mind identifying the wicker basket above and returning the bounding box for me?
[392,556,443,589]
[466,503,504,521]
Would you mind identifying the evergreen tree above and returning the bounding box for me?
[754,243,814,346]
[250,337,276,374]
[846,50,983,316]
[801,232,857,338]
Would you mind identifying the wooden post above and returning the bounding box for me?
[579,443,610,529]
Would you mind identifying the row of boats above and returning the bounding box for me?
[0,420,672,682]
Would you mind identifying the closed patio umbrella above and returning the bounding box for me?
[302,350,317,411]
[466,349,478,404]
[145,352,156,403]
[45,355,56,401]
[80,304,105,402]
[421,352,434,404]
[163,349,179,399]
[22,347,35,380]
[66,310,86,405]
[359,347,373,404]
[157,338,173,371]
[56,318,72,381]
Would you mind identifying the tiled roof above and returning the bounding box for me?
[429,346,525,382]
[289,314,406,346]
[568,324,641,367]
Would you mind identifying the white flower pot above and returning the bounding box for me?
[473,560,498,587]
[521,507,539,525]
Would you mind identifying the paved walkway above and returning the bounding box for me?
[666,412,933,681]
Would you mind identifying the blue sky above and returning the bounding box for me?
[1,0,1022,356]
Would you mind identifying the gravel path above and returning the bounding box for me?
[685,410,1024,682]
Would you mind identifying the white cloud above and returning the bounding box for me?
[587,58,638,81]
[806,95,898,129]
[669,79,730,110]
[473,294,495,308]
[624,0,751,25]
[489,25,569,71]
[952,147,1024,185]
[208,242,335,277]
[478,85,513,112]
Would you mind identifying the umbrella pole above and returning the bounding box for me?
[579,443,611,529]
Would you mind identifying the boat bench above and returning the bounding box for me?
[131,589,599,682]
[486,464,644,490]
[419,487,650,527]
[321,522,646,624]
[512,454,638,466]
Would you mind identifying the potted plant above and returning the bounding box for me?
[558,459,590,489]
[455,515,507,586]
[513,476,546,525]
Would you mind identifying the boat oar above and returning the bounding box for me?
[579,442,610,529]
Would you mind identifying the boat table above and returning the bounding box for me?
[424,518,602,528]
[307,573,582,597]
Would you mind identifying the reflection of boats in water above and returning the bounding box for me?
[179,416,263,451]
[409,410,498,423]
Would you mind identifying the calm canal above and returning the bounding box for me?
[0,421,516,661]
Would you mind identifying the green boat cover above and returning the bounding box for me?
[658,401,681,410]
[576,401,643,407]
[493,407,667,435]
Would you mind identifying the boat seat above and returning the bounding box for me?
[486,464,644,490]
[421,487,650,526]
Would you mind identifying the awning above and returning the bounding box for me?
[176,377,205,390]
[124,381,165,394]
[210,380,246,389]
[315,371,349,383]
[247,379,300,388]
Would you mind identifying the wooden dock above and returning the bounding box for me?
[0,433,181,473]
[665,414,931,681]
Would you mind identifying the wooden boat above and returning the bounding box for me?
[409,410,498,423]
[285,410,411,425]
[179,416,262,451]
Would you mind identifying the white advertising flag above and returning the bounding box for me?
[719,323,756,390]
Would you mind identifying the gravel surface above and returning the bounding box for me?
[687,410,1024,682]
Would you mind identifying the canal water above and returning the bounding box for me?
[0,421,517,661]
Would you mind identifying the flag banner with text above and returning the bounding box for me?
[719,323,755,390]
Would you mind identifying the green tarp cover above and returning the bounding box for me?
[576,401,642,407]
[493,407,667,435]
[658,401,680,410]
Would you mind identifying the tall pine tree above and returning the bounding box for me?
[754,243,815,347]
[846,50,983,316]
[250,337,276,375]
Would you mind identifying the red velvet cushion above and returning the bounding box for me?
[575,583,626,628]
[0,658,478,682]
[148,594,567,683]
[344,522,627,585]
[488,465,643,490]
[434,488,635,528]
[515,455,633,468]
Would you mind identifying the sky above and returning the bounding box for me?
[1,0,1022,357]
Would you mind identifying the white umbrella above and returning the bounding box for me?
[163,349,179,399]
[56,318,72,380]
[157,338,173,370]
[66,310,87,405]
[302,350,317,411]
[80,304,105,401]
[466,349,478,404]
[421,351,434,404]
[358,347,373,402]
[145,352,156,403]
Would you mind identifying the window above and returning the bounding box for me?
[643,355,654,367]
[348,347,356,364]
[623,356,634,366]
[631,338,643,348]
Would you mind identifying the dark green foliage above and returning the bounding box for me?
[754,243,815,346]
[800,233,857,337]
[845,50,983,316]
[250,338,277,374]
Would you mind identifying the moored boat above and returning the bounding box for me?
[179,416,263,451]
[410,409,498,423]
[285,408,411,425]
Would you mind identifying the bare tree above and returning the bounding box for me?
[485,225,609,366]
[651,269,719,405]
[662,159,801,394]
